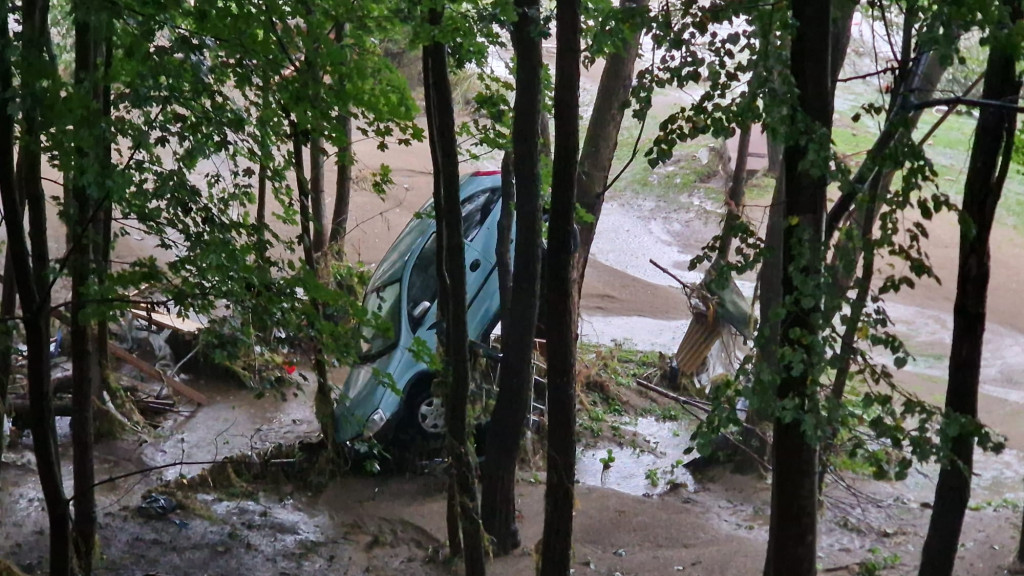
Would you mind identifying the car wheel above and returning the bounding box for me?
[415,394,447,436]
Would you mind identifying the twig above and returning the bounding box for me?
[649,258,688,287]
[76,459,228,499]
[914,96,1024,113]
[636,378,772,470]
[635,378,712,411]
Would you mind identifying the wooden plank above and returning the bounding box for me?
[129,308,204,335]
[108,343,208,405]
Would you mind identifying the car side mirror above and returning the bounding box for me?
[412,301,432,320]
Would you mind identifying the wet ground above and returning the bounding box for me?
[6,24,1024,574]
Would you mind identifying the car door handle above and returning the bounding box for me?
[469,259,481,272]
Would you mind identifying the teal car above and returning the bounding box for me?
[334,171,507,445]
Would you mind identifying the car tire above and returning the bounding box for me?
[412,390,447,437]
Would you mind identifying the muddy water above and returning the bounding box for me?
[579,196,1024,511]
[577,417,698,496]
[138,372,320,480]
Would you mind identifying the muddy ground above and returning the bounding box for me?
[6,24,1024,576]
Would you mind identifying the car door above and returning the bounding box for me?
[460,185,503,302]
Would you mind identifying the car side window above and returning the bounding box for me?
[461,186,502,241]
[407,234,438,333]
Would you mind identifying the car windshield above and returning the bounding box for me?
[359,281,402,362]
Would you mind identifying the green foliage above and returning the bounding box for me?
[645,0,1014,482]
[856,547,901,576]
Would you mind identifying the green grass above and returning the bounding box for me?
[607,112,723,204]
[832,107,1024,234]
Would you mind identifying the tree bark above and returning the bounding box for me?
[765,1,833,575]
[422,13,487,574]
[310,135,328,254]
[291,126,317,269]
[539,0,580,573]
[825,51,948,243]
[766,0,853,177]
[6,1,71,573]
[328,114,353,251]
[572,0,647,302]
[829,0,857,93]
[918,5,1022,574]
[1018,503,1024,565]
[713,125,750,267]
[496,150,514,316]
[480,0,544,556]
[0,0,19,477]
[69,0,109,570]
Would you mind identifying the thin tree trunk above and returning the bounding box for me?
[818,170,883,491]
[70,0,108,570]
[480,0,544,555]
[829,0,857,93]
[327,21,352,252]
[1018,504,1024,565]
[0,0,18,480]
[539,0,580,572]
[328,115,352,251]
[310,135,328,254]
[539,111,552,166]
[9,1,70,573]
[919,5,1022,574]
[767,0,853,177]
[765,1,832,575]
[713,125,751,267]
[496,150,514,315]
[825,51,948,242]
[572,0,647,302]
[423,12,486,574]
[291,126,317,271]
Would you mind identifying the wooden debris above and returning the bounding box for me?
[108,343,208,405]
[129,308,203,335]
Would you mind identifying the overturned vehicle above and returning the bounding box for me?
[334,171,508,446]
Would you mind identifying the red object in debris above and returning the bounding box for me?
[285,365,297,375]
[470,170,502,177]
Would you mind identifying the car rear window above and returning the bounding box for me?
[461,186,501,241]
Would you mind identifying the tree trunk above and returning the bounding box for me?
[291,125,317,269]
[713,125,751,267]
[818,170,883,491]
[765,1,832,576]
[310,135,328,255]
[1018,504,1024,565]
[328,114,353,251]
[767,0,853,177]
[572,0,647,302]
[69,0,109,570]
[422,13,486,575]
[829,0,857,93]
[825,51,948,242]
[539,0,580,573]
[7,1,71,573]
[0,0,18,480]
[496,150,514,315]
[918,5,1022,574]
[480,0,544,556]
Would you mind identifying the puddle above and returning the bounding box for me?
[577,417,698,496]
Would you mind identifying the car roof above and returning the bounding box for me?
[366,172,502,292]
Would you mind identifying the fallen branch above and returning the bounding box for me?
[637,377,772,471]
[649,258,688,288]
[635,378,712,412]
[109,343,208,405]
